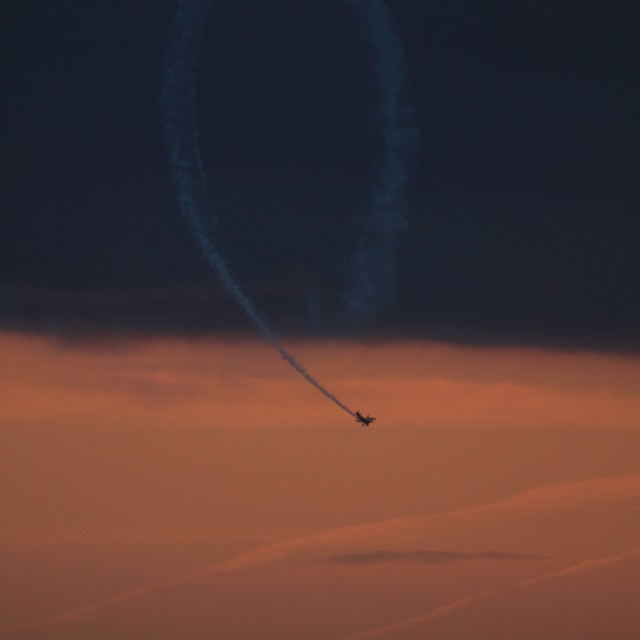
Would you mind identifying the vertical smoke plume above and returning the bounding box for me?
[160,0,354,417]
[342,0,418,323]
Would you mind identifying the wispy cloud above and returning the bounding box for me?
[325,549,547,566]
[3,472,638,636]
[344,546,640,639]
[216,471,640,572]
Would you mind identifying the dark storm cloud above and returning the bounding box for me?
[325,549,548,566]
[1,1,639,351]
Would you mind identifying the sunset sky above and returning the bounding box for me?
[2,1,639,638]
[2,334,639,638]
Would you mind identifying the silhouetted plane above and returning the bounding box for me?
[355,411,376,427]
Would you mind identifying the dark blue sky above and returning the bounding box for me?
[2,0,639,350]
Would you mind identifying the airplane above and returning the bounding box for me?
[355,411,376,427]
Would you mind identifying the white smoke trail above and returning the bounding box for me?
[160,0,354,416]
[342,0,419,323]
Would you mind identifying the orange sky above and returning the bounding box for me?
[1,330,639,638]
[1,331,639,431]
